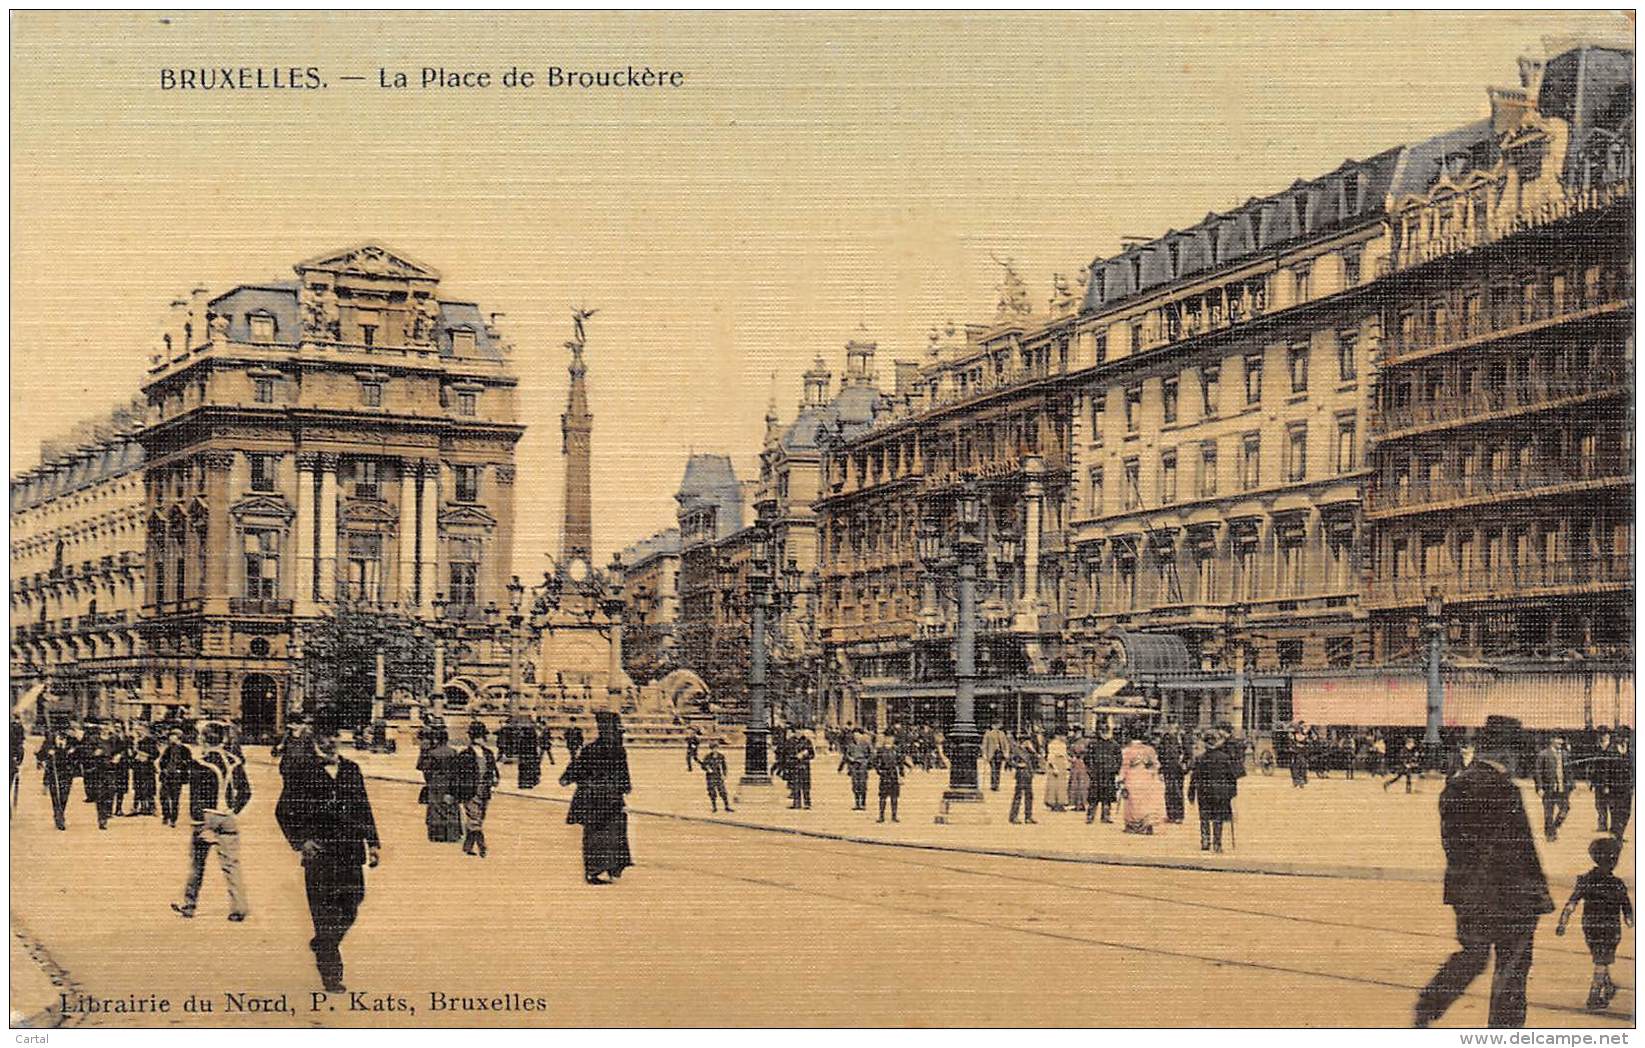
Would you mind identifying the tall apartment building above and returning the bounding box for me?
[137,244,523,734]
[10,402,148,718]
[1364,44,1634,670]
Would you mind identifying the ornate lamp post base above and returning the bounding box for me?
[934,787,989,824]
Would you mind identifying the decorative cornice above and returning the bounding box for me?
[201,451,236,472]
[296,452,320,471]
[317,452,342,472]
[494,465,516,486]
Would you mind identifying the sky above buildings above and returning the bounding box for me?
[10,10,1632,574]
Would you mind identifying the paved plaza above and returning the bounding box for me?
[9,737,1635,1028]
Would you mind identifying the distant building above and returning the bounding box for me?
[10,402,148,718]
[618,527,682,685]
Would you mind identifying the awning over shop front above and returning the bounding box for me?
[1292,675,1427,727]
[1292,671,1636,730]
[1088,678,1130,701]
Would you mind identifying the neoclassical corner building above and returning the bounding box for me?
[135,244,522,734]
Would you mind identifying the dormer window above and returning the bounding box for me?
[1295,194,1310,232]
[249,312,276,344]
[451,329,476,355]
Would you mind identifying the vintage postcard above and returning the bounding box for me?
[7,9,1637,1034]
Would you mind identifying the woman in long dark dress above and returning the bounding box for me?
[559,711,632,884]
[516,720,543,789]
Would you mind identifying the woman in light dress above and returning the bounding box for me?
[1118,726,1166,834]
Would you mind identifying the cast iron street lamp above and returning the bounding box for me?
[507,575,526,722]
[1424,587,1445,750]
[936,480,986,822]
[600,553,626,707]
[1225,601,1249,737]
[741,508,774,790]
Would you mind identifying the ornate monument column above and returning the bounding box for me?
[398,458,419,609]
[417,459,440,616]
[560,309,595,575]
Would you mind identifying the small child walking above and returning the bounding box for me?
[701,740,733,814]
[1557,836,1634,1010]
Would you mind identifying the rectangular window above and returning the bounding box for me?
[1342,247,1362,287]
[1288,342,1309,394]
[1088,390,1104,446]
[1162,376,1179,424]
[455,464,480,503]
[243,529,280,599]
[1293,263,1312,302]
[457,391,478,417]
[1326,636,1355,668]
[1200,441,1218,497]
[342,532,383,604]
[249,453,277,493]
[1122,459,1141,510]
[1200,364,1219,417]
[1240,433,1261,491]
[449,537,482,607]
[1094,333,1108,364]
[361,382,382,408]
[1244,353,1263,404]
[1129,319,1144,353]
[1087,468,1103,518]
[1124,385,1142,433]
[1337,330,1358,382]
[249,314,275,343]
[1278,639,1304,668]
[353,459,380,500]
[1285,423,1308,483]
[175,556,187,601]
[253,377,275,404]
[361,325,376,347]
[451,330,476,354]
[1336,417,1357,474]
[1159,449,1178,504]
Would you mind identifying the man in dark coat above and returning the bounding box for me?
[129,724,160,816]
[1157,725,1187,824]
[1083,723,1122,825]
[870,733,907,822]
[563,724,585,761]
[787,730,815,809]
[560,710,632,884]
[451,721,499,858]
[158,728,191,827]
[685,726,701,771]
[1007,734,1040,825]
[1187,727,1240,852]
[36,731,78,831]
[1414,717,1553,1029]
[82,722,121,830]
[515,719,543,790]
[1597,732,1633,839]
[274,718,381,993]
[11,717,26,810]
[1586,728,1616,832]
[1533,735,1573,841]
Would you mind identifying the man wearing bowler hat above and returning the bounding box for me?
[1414,716,1552,1029]
[274,709,381,992]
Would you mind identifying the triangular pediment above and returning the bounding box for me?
[340,498,398,526]
[439,504,498,529]
[230,494,296,522]
[296,243,441,282]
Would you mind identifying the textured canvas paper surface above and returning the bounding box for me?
[7,10,1637,1032]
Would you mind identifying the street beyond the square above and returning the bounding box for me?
[10,745,1633,1028]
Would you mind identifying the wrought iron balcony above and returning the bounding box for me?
[1366,553,1632,609]
[1366,462,1631,517]
[1371,365,1631,440]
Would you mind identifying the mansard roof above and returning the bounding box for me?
[1082,147,1402,314]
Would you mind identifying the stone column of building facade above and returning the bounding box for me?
[294,453,317,610]
[417,459,440,616]
[398,459,419,609]
[1017,455,1044,632]
[317,453,340,605]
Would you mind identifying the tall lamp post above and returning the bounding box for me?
[937,481,986,822]
[740,510,775,796]
[1424,587,1445,753]
[430,593,449,719]
[600,553,626,708]
[506,576,525,722]
[1225,601,1249,737]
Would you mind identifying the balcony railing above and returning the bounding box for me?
[229,597,295,616]
[1384,289,1630,367]
[1372,365,1631,438]
[1390,180,1633,274]
[1367,462,1631,515]
[1366,553,1632,608]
